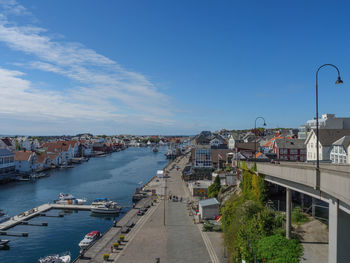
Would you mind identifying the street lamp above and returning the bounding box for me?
[315,64,343,184]
[254,117,266,158]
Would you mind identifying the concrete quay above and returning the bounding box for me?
[74,196,156,263]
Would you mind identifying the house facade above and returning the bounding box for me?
[330,136,350,164]
[15,151,36,173]
[305,129,350,162]
[0,148,15,180]
[273,139,306,161]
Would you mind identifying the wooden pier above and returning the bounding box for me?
[0,203,94,231]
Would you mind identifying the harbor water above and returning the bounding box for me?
[0,147,168,263]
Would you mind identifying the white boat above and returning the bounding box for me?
[91,198,109,206]
[79,231,101,250]
[38,252,71,263]
[0,210,10,224]
[54,193,87,205]
[91,202,121,214]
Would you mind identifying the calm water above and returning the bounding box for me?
[0,147,168,263]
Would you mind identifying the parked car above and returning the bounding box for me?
[121,227,130,233]
[137,210,144,216]
[126,221,135,228]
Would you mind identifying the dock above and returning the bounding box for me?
[0,203,95,231]
[73,196,155,263]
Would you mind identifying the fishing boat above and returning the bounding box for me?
[54,193,87,205]
[91,202,121,214]
[0,210,10,223]
[78,231,101,250]
[38,252,71,263]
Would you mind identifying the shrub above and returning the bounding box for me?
[292,206,309,225]
[113,242,119,248]
[256,234,303,263]
[103,254,110,260]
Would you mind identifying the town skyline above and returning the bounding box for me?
[1,0,350,135]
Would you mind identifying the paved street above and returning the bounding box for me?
[116,154,217,263]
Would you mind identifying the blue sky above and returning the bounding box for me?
[0,0,350,135]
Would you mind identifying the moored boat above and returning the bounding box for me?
[91,202,121,214]
[91,198,109,206]
[78,231,101,250]
[54,193,87,205]
[38,252,71,263]
[152,146,158,152]
[0,239,10,246]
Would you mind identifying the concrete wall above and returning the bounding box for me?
[256,163,316,188]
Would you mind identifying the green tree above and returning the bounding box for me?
[208,175,221,198]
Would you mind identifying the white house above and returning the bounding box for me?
[15,150,36,173]
[330,136,350,164]
[199,198,220,220]
[305,129,350,162]
[47,153,62,166]
[36,153,51,171]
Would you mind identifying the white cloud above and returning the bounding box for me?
[0,0,175,133]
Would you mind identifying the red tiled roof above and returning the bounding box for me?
[36,153,48,164]
[15,150,34,161]
[264,136,292,148]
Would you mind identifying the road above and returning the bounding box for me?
[115,154,218,263]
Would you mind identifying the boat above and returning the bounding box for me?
[78,231,101,250]
[54,193,87,205]
[91,198,109,206]
[38,252,71,263]
[0,239,10,246]
[152,146,158,152]
[0,210,10,223]
[91,202,121,214]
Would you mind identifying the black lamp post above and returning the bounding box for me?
[315,64,343,182]
[254,117,266,158]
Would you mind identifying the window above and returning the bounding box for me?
[290,149,298,155]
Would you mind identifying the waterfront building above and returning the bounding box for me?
[36,152,50,171]
[15,150,36,173]
[0,148,15,180]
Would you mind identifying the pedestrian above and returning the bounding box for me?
[111,246,113,253]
